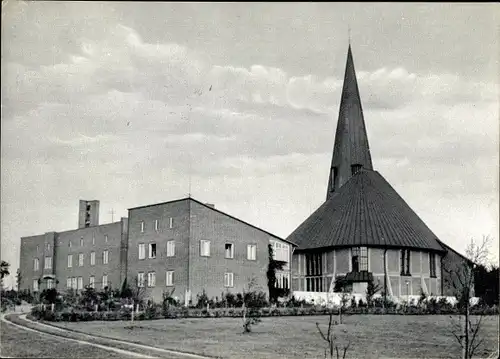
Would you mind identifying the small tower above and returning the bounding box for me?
[327,45,373,199]
[78,200,100,228]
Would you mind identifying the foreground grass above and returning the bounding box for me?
[49,314,499,359]
[0,319,127,358]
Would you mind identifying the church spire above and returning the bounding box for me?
[327,45,373,199]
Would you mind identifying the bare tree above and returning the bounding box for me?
[444,235,492,359]
[242,277,262,333]
[316,312,351,359]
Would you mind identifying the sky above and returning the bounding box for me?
[1,2,499,288]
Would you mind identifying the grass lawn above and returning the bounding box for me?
[49,314,499,359]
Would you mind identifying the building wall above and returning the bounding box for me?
[55,221,124,291]
[441,246,472,297]
[292,247,442,297]
[188,200,291,301]
[126,200,191,303]
[19,234,46,291]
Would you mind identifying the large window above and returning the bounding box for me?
[401,249,411,276]
[137,272,145,287]
[429,252,437,278]
[247,244,257,261]
[166,271,174,286]
[71,277,77,290]
[306,253,323,292]
[44,256,52,269]
[90,252,96,266]
[225,243,234,259]
[138,243,146,260]
[89,276,95,289]
[78,253,84,267]
[67,255,73,268]
[272,241,290,263]
[33,258,39,271]
[140,221,145,233]
[276,272,290,289]
[351,247,368,272]
[77,277,83,290]
[102,275,108,289]
[200,240,211,257]
[33,279,39,292]
[147,272,156,287]
[224,272,234,287]
[154,219,159,231]
[103,250,109,265]
[166,240,175,257]
[149,243,157,259]
[47,279,54,289]
[67,278,72,289]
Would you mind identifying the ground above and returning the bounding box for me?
[48,314,499,359]
[0,319,128,358]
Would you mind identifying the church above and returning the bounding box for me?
[288,45,469,299]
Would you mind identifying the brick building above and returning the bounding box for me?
[288,45,471,300]
[19,198,294,304]
[127,198,293,304]
[19,200,128,294]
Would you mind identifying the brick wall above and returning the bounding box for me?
[441,245,472,297]
[55,221,123,291]
[126,200,190,303]
[188,200,285,300]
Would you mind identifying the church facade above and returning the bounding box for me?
[288,46,469,299]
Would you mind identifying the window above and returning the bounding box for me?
[276,272,290,289]
[137,272,145,288]
[140,221,145,233]
[272,241,290,263]
[166,271,174,286]
[78,253,84,267]
[166,240,175,257]
[72,277,77,290]
[147,272,156,287]
[89,276,95,289]
[44,256,52,269]
[47,278,54,289]
[69,241,72,248]
[247,244,257,261]
[34,258,39,271]
[224,272,234,287]
[138,243,146,260]
[225,243,234,259]
[67,278,72,289]
[92,234,95,245]
[430,252,437,278]
[401,249,411,276]
[105,235,108,243]
[77,277,83,290]
[37,245,39,253]
[90,252,95,266]
[351,164,363,175]
[155,220,159,231]
[33,279,39,292]
[200,240,211,257]
[46,243,51,251]
[67,254,73,268]
[169,217,173,229]
[80,237,84,246]
[102,275,108,289]
[103,250,109,264]
[149,243,157,259]
[306,253,323,292]
[351,247,368,272]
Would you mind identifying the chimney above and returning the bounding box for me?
[205,203,215,209]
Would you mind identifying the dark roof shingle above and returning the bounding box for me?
[287,170,444,252]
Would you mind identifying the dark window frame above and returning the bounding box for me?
[401,249,411,276]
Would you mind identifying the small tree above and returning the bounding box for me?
[365,278,382,308]
[445,235,492,359]
[333,276,350,324]
[1,260,10,288]
[242,277,262,333]
[316,312,351,359]
[267,244,288,304]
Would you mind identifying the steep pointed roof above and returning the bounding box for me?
[288,170,445,252]
[327,45,373,200]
